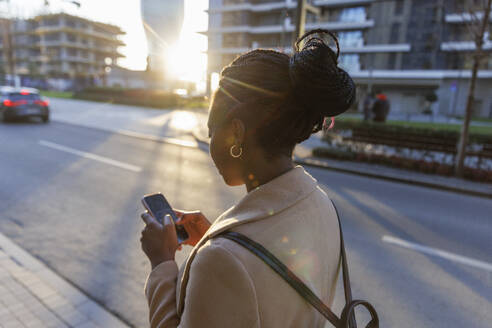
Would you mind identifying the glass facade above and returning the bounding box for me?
[141,0,184,72]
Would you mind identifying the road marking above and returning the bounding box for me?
[38,140,142,172]
[382,235,492,272]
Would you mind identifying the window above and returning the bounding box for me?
[339,54,360,72]
[388,53,397,69]
[394,1,404,15]
[390,23,400,43]
[338,31,363,47]
[67,33,77,42]
[44,33,60,42]
[67,48,78,57]
[339,7,366,22]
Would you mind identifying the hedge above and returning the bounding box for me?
[312,147,492,182]
[73,87,208,110]
[329,119,492,145]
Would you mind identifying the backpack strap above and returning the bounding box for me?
[216,199,358,327]
[218,231,341,327]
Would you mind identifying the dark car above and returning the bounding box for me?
[0,87,50,123]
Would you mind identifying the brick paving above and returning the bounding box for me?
[0,233,129,328]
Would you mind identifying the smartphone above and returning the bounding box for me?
[141,193,189,244]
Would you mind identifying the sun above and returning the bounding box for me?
[166,41,207,84]
[165,0,208,87]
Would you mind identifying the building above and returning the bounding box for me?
[105,66,149,89]
[0,12,125,90]
[205,0,492,118]
[141,0,184,85]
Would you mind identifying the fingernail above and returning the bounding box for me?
[164,214,172,225]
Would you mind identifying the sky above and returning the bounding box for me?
[0,0,209,82]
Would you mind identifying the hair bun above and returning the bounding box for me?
[289,29,356,117]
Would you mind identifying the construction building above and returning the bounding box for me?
[205,0,492,118]
[0,12,125,90]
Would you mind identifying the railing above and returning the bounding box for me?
[209,19,374,34]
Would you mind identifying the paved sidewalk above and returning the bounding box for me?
[193,122,492,198]
[0,233,129,328]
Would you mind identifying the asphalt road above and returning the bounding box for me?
[0,117,491,327]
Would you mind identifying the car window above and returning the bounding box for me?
[8,93,41,101]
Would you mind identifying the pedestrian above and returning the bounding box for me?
[363,91,375,121]
[372,93,390,122]
[140,29,377,328]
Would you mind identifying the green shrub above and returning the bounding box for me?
[328,119,492,145]
[312,146,492,182]
[72,87,208,110]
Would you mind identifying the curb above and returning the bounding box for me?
[0,232,131,327]
[294,157,492,199]
[191,130,491,199]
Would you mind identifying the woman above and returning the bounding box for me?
[140,29,356,328]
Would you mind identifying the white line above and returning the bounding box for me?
[382,235,492,272]
[39,140,142,172]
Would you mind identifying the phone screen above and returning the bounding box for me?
[142,193,189,244]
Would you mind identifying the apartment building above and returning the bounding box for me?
[0,12,124,89]
[205,0,492,118]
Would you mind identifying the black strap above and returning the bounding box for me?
[216,200,356,327]
[219,231,341,326]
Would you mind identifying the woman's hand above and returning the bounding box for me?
[174,210,212,247]
[140,212,179,270]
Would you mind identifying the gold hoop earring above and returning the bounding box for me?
[230,145,242,158]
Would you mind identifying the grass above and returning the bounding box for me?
[336,116,492,135]
[40,90,74,99]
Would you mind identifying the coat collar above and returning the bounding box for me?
[176,166,318,316]
[205,165,318,238]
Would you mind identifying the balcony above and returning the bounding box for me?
[208,1,296,13]
[207,43,410,54]
[204,19,374,34]
[34,26,124,45]
[208,0,374,13]
[445,11,492,24]
[441,41,492,52]
[315,0,374,7]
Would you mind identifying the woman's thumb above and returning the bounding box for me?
[163,214,175,227]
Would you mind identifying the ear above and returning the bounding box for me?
[230,118,245,146]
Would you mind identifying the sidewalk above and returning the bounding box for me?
[192,123,492,198]
[0,233,129,328]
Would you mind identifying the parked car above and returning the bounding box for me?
[0,87,50,123]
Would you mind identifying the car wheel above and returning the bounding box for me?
[42,115,50,123]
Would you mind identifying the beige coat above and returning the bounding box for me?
[145,166,341,328]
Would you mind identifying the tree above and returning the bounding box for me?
[454,0,492,177]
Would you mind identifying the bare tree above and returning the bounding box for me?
[454,0,492,177]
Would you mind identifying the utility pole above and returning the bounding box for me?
[294,0,320,44]
[455,0,492,177]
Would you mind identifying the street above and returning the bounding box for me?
[0,103,491,327]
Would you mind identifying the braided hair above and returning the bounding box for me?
[210,29,356,157]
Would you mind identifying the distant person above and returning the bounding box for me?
[372,93,390,122]
[139,29,377,328]
[363,91,375,121]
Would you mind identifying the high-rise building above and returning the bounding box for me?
[0,12,125,89]
[205,0,492,118]
[141,0,184,76]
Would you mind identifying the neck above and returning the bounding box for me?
[242,154,295,193]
